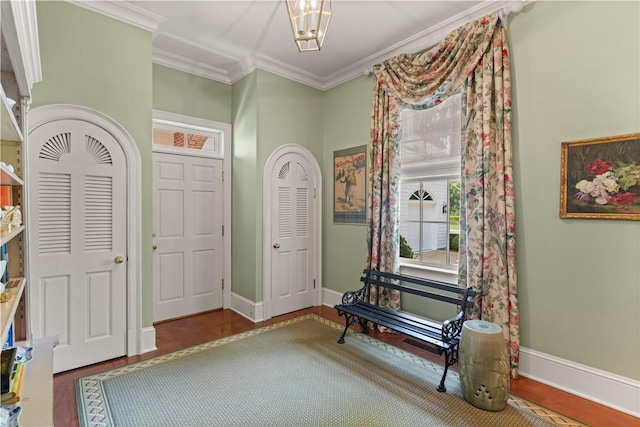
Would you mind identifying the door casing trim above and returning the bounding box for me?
[28,104,143,356]
[262,144,322,320]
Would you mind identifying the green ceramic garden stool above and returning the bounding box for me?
[458,320,510,411]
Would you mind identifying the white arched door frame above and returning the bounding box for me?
[262,144,322,320]
[27,104,143,356]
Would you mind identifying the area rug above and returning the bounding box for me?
[77,314,585,427]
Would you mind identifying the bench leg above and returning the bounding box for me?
[436,349,454,392]
[358,319,370,334]
[337,312,356,344]
[337,322,349,344]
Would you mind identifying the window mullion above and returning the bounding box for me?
[445,179,450,265]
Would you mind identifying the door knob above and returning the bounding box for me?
[273,243,280,249]
[152,244,158,250]
[114,256,124,264]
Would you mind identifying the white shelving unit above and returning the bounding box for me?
[0,225,24,247]
[1,163,24,186]
[1,0,49,424]
[0,278,25,345]
[0,85,22,143]
[18,336,57,427]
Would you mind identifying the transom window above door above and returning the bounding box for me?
[152,116,225,158]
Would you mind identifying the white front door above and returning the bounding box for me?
[270,153,316,317]
[153,152,223,322]
[28,119,127,373]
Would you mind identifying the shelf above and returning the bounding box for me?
[0,164,23,186]
[0,225,24,246]
[0,86,22,143]
[17,336,57,427]
[0,277,25,346]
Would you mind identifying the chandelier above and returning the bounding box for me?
[285,0,332,52]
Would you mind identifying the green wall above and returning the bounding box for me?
[231,72,259,302]
[153,64,232,123]
[31,1,155,326]
[231,70,323,302]
[509,1,639,379]
[321,1,640,380]
[322,76,372,292]
[255,70,323,301]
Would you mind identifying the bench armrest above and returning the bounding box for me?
[441,311,465,343]
[340,285,367,305]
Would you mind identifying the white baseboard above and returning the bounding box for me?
[141,326,157,354]
[323,286,639,417]
[519,347,639,417]
[322,287,342,308]
[230,292,264,322]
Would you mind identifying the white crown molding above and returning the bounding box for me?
[152,31,246,84]
[253,54,325,90]
[322,0,533,90]
[227,56,256,85]
[248,0,532,90]
[69,0,167,33]
[153,49,232,85]
[70,0,532,90]
[1,0,42,96]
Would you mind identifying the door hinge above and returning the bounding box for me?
[222,279,224,290]
[313,279,316,289]
[222,225,224,236]
[314,188,316,199]
[222,170,224,182]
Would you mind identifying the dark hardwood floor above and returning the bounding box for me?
[54,306,639,427]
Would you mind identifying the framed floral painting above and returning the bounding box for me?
[560,133,640,220]
[334,145,367,224]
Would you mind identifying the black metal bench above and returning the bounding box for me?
[334,268,476,392]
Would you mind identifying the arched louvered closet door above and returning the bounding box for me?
[270,153,315,317]
[28,119,127,373]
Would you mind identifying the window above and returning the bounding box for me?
[152,116,224,158]
[399,92,462,269]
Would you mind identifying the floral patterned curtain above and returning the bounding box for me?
[366,80,401,311]
[368,11,519,377]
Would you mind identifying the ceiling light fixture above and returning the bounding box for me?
[285,0,332,52]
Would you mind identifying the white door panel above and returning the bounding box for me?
[153,153,223,322]
[270,154,315,317]
[28,120,127,373]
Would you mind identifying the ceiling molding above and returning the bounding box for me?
[152,49,232,85]
[71,0,532,91]
[227,56,256,85]
[1,0,42,95]
[321,0,530,90]
[69,0,167,33]
[253,54,325,90]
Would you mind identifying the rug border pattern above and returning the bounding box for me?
[76,314,587,427]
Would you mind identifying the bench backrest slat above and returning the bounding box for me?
[362,268,473,296]
[363,278,467,306]
[361,268,476,310]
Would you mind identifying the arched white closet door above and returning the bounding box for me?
[270,152,316,317]
[29,119,127,373]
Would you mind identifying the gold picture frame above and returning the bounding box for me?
[334,145,367,224]
[560,132,640,220]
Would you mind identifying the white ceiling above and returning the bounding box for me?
[74,1,522,90]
